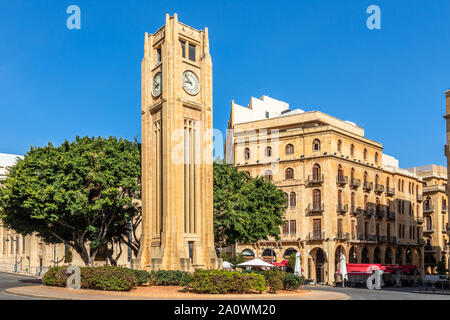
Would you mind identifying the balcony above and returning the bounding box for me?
[358,234,377,242]
[388,236,397,244]
[336,203,348,215]
[385,187,395,196]
[363,207,374,218]
[335,232,349,241]
[306,203,325,215]
[306,232,325,241]
[378,235,387,243]
[386,211,396,220]
[417,238,424,245]
[336,175,348,186]
[306,175,324,186]
[375,210,384,219]
[350,205,360,216]
[424,246,435,252]
[350,178,361,189]
[417,194,424,202]
[423,227,435,234]
[416,216,424,224]
[423,205,434,214]
[363,181,373,192]
[374,184,385,194]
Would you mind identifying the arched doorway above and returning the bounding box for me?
[406,248,413,265]
[373,247,381,264]
[349,246,358,263]
[385,247,393,264]
[309,248,328,284]
[425,254,437,274]
[335,246,345,278]
[241,249,255,261]
[361,247,370,263]
[262,249,277,263]
[396,248,403,265]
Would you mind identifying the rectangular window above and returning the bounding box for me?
[337,219,343,235]
[180,40,186,58]
[265,111,269,119]
[156,47,161,63]
[290,220,296,235]
[351,221,355,239]
[313,219,321,237]
[188,44,196,61]
[282,221,289,235]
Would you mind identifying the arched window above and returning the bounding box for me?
[350,144,355,156]
[264,170,273,181]
[285,168,294,180]
[416,185,418,195]
[375,174,379,185]
[398,179,401,190]
[351,168,355,180]
[289,191,296,207]
[285,144,294,155]
[425,196,432,210]
[312,164,321,180]
[313,139,321,151]
[338,165,344,179]
[375,152,378,164]
[426,216,432,230]
[401,180,404,192]
[265,146,272,157]
[284,193,289,206]
[374,247,381,263]
[337,140,342,152]
[362,247,370,263]
[338,190,343,206]
[244,147,250,160]
[284,248,297,258]
[386,177,390,189]
[364,195,368,209]
[313,189,321,208]
[241,249,255,261]
[351,192,355,207]
[385,247,392,264]
[363,148,367,160]
[364,171,368,184]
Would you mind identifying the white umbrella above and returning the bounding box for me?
[294,252,302,276]
[339,252,348,287]
[222,261,234,269]
[237,258,274,268]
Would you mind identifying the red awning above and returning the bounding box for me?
[272,260,288,267]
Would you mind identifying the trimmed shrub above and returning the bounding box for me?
[43,266,136,291]
[150,270,191,286]
[189,270,266,294]
[284,273,304,290]
[265,269,285,293]
[131,269,152,285]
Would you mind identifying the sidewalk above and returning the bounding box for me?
[6,285,349,300]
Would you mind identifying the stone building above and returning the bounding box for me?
[134,14,219,271]
[0,153,132,276]
[408,165,448,274]
[225,96,425,284]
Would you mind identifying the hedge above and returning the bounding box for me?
[188,270,266,294]
[43,266,136,291]
[242,269,304,292]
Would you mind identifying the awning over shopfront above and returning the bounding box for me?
[272,260,288,267]
[339,263,417,276]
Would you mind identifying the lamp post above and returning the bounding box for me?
[5,234,18,272]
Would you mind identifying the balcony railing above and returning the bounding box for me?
[417,194,424,202]
[388,236,397,243]
[358,234,377,242]
[385,187,395,196]
[416,216,424,224]
[336,203,348,214]
[336,175,348,186]
[306,203,325,214]
[363,207,374,217]
[423,205,434,213]
[423,227,434,233]
[336,232,349,240]
[375,210,384,219]
[378,235,387,243]
[417,238,424,245]
[363,181,373,192]
[374,184,385,193]
[306,232,325,241]
[386,211,396,220]
[424,246,435,252]
[350,178,361,189]
[350,205,360,216]
[306,175,324,186]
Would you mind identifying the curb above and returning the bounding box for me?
[0,270,41,279]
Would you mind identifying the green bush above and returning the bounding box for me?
[265,269,285,293]
[131,269,152,285]
[284,273,304,290]
[43,266,136,291]
[189,270,266,294]
[150,270,191,286]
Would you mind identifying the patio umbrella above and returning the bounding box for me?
[222,261,234,269]
[294,252,302,276]
[237,258,274,268]
[339,252,348,287]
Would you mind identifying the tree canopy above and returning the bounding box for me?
[213,161,286,247]
[0,136,141,265]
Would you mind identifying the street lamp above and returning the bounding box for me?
[5,234,18,272]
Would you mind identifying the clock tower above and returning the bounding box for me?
[134,14,220,271]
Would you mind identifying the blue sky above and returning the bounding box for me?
[0,0,449,168]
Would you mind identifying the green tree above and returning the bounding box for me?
[0,136,141,265]
[213,161,286,248]
[437,259,448,275]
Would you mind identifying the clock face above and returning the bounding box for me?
[182,70,200,95]
[152,72,162,97]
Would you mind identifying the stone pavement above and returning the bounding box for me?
[6,285,348,300]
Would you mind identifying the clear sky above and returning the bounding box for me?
[0,0,449,168]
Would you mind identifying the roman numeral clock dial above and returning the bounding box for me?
[151,72,162,97]
[182,70,200,95]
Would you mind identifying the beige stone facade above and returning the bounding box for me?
[408,165,448,273]
[134,14,219,271]
[226,96,425,284]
